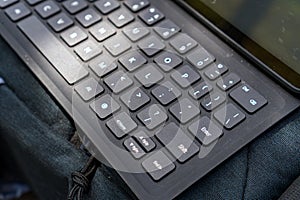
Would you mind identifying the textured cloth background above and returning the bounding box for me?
[0,35,299,200]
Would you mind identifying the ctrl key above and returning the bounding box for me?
[142,151,175,181]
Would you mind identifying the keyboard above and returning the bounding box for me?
[1,0,297,199]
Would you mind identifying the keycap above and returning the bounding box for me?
[119,51,147,72]
[120,87,150,111]
[204,63,228,80]
[74,40,102,61]
[188,116,223,145]
[169,98,200,124]
[74,78,104,101]
[137,104,168,130]
[18,16,88,84]
[217,73,241,91]
[142,151,175,181]
[104,71,133,94]
[76,8,102,28]
[187,48,215,70]
[214,104,246,129]
[5,2,31,22]
[156,123,199,163]
[154,52,182,72]
[108,9,134,28]
[0,0,18,8]
[35,0,60,19]
[63,0,88,14]
[90,94,120,119]
[89,21,116,42]
[201,92,226,111]
[89,54,118,77]
[138,36,166,57]
[171,65,200,88]
[123,22,150,42]
[94,0,120,14]
[104,35,131,56]
[48,13,74,32]
[154,19,181,39]
[152,81,181,105]
[189,82,213,100]
[170,34,198,54]
[61,26,88,47]
[138,7,164,26]
[230,84,267,113]
[106,112,137,138]
[124,0,150,12]
[25,0,42,6]
[135,64,164,88]
[124,138,145,159]
[133,131,156,152]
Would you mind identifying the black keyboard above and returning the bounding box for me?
[2,0,296,199]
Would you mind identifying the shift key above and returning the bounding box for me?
[18,16,88,84]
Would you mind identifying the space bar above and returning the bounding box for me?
[18,16,88,84]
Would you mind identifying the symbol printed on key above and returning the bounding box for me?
[85,14,93,21]
[242,86,250,93]
[164,57,172,64]
[104,2,111,7]
[182,73,189,78]
[43,5,52,12]
[14,9,21,15]
[71,1,79,7]
[101,103,109,109]
[250,99,257,106]
[129,57,136,64]
[70,32,78,39]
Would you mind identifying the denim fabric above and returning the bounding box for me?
[0,35,299,200]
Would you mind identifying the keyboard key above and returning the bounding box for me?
[124,138,145,159]
[138,104,168,130]
[48,13,74,32]
[154,52,182,72]
[18,16,88,84]
[138,36,166,57]
[133,131,156,152]
[152,81,181,105]
[217,73,241,91]
[230,84,267,113]
[108,9,134,28]
[135,64,163,88]
[188,116,223,145]
[123,22,150,42]
[74,78,104,101]
[119,51,147,72]
[138,7,164,26]
[169,98,200,124]
[170,34,198,54]
[124,0,150,12]
[74,40,102,61]
[201,92,226,111]
[154,19,181,39]
[142,151,175,181]
[89,54,118,77]
[5,2,31,22]
[94,0,120,14]
[90,94,120,119]
[35,0,60,19]
[104,71,133,94]
[189,82,213,100]
[204,63,228,80]
[89,21,116,42]
[214,104,246,129]
[187,48,215,70]
[107,112,137,138]
[0,0,18,8]
[63,0,88,14]
[171,65,200,88]
[156,123,199,163]
[76,8,102,28]
[25,0,42,6]
[61,26,88,47]
[120,87,150,111]
[104,35,131,56]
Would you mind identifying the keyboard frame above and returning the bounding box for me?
[0,1,299,199]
